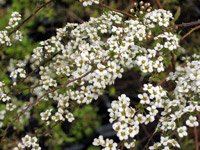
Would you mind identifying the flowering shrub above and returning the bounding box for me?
[0,0,199,149]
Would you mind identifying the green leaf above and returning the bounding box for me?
[109,86,116,96]
[174,6,181,22]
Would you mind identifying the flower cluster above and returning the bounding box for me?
[18,7,180,127]
[0,81,11,102]
[0,1,198,149]
[40,109,53,125]
[144,60,200,147]
[80,0,99,6]
[144,9,173,28]
[93,135,118,150]
[94,68,200,149]
[0,30,11,46]
[0,11,22,46]
[93,84,167,149]
[0,110,6,128]
[30,12,126,124]
[0,81,17,129]
[173,60,200,94]
[0,81,16,114]
[14,135,41,150]
[108,94,137,141]
[6,12,22,29]
[14,30,23,41]
[10,62,26,85]
[160,60,200,133]
[149,136,180,150]
[155,32,179,51]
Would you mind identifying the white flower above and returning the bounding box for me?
[22,135,32,147]
[177,126,188,138]
[40,109,52,121]
[138,93,150,104]
[128,125,139,138]
[186,116,199,127]
[135,114,146,124]
[117,128,129,140]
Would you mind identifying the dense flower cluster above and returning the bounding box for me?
[144,9,173,28]
[0,12,22,46]
[80,0,99,6]
[93,84,167,149]
[13,7,178,127]
[164,60,200,130]
[0,30,11,46]
[93,59,200,149]
[6,12,21,29]
[0,1,199,149]
[0,81,16,114]
[14,135,41,150]
[93,135,118,150]
[10,62,26,85]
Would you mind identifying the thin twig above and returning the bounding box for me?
[177,20,200,28]
[36,122,58,137]
[155,0,163,9]
[170,52,176,72]
[124,1,135,12]
[194,127,199,150]
[67,9,84,23]
[144,131,156,149]
[181,24,200,39]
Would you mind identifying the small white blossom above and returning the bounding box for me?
[177,126,188,138]
[186,116,199,127]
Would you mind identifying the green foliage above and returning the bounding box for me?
[179,137,195,150]
[149,72,166,83]
[71,105,101,141]
[88,145,101,150]
[109,86,116,96]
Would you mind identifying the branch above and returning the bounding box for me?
[194,127,199,150]
[181,24,200,40]
[177,20,200,28]
[170,52,176,72]
[155,0,163,9]
[62,70,92,87]
[66,9,84,23]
